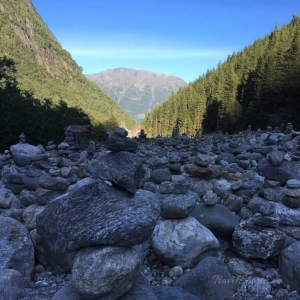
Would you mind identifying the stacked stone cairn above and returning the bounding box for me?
[35,127,161,299]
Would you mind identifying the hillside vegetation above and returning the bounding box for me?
[142,16,300,137]
[0,0,134,127]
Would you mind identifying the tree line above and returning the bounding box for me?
[142,15,300,136]
[0,56,118,151]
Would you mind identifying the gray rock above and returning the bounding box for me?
[52,283,84,300]
[221,194,243,213]
[186,177,214,197]
[263,187,283,202]
[174,257,236,300]
[213,179,232,198]
[282,187,300,198]
[286,179,300,188]
[151,217,219,268]
[172,175,190,194]
[239,277,271,298]
[257,158,300,183]
[0,269,25,300]
[10,143,42,158]
[279,241,300,293]
[38,174,70,191]
[160,191,198,218]
[72,245,143,300]
[275,203,300,226]
[202,190,219,206]
[114,127,128,137]
[0,217,34,282]
[227,257,253,276]
[31,230,75,273]
[150,169,172,184]
[86,151,143,193]
[152,286,200,300]
[36,181,160,253]
[190,204,239,237]
[158,181,175,194]
[268,150,284,167]
[119,273,157,300]
[22,204,45,231]
[232,223,286,259]
[106,132,138,152]
[215,152,236,165]
[34,188,65,206]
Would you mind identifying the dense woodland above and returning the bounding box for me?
[0,0,134,128]
[142,16,300,137]
[0,56,120,151]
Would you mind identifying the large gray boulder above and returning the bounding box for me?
[257,158,300,183]
[279,241,300,293]
[72,245,143,300]
[0,217,34,282]
[174,257,236,300]
[0,269,25,300]
[9,143,42,158]
[232,222,286,260]
[86,151,143,193]
[190,204,239,237]
[36,181,160,253]
[152,217,219,268]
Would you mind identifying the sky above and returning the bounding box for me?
[32,0,300,83]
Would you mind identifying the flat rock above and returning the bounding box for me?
[36,181,160,253]
[190,204,239,237]
[106,132,138,152]
[160,191,198,218]
[38,174,70,191]
[184,164,213,179]
[86,151,143,193]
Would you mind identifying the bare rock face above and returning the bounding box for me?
[36,180,161,254]
[72,245,143,300]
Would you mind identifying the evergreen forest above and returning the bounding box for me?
[142,16,300,137]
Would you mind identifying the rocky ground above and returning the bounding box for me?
[1,126,300,300]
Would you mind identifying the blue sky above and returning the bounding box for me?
[32,0,300,83]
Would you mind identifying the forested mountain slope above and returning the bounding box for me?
[0,0,134,127]
[142,16,300,137]
[86,68,187,122]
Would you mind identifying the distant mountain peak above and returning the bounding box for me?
[86,68,187,122]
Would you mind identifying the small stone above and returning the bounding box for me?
[282,196,300,209]
[0,192,12,208]
[286,179,300,189]
[282,187,300,198]
[202,190,219,206]
[169,266,183,278]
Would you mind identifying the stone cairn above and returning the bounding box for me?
[35,127,161,299]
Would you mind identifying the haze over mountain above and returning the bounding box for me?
[85,68,187,122]
[0,0,134,128]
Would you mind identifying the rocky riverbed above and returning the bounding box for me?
[1,126,300,300]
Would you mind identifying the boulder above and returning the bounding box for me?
[160,191,198,219]
[232,222,286,260]
[86,151,143,193]
[0,269,25,300]
[10,143,42,158]
[190,204,239,237]
[279,241,300,293]
[72,245,143,300]
[174,257,236,300]
[152,217,219,268]
[36,181,160,253]
[106,132,138,152]
[0,217,34,282]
